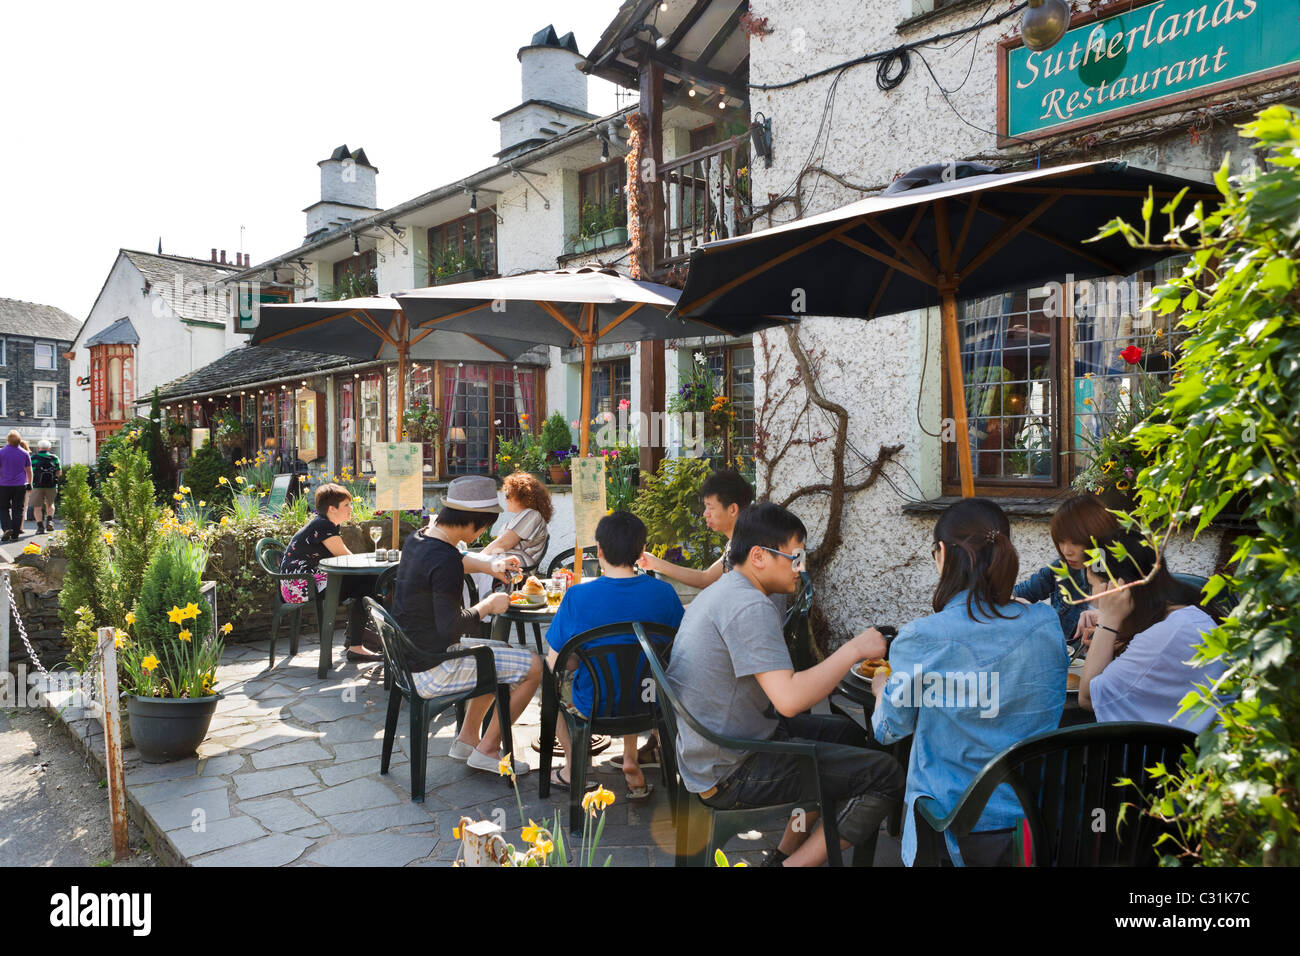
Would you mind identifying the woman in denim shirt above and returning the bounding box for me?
[872,498,1067,866]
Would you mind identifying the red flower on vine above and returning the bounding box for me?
[1120,346,1143,365]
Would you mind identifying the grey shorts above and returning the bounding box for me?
[31,487,57,509]
[411,637,535,699]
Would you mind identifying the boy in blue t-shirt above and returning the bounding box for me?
[545,511,683,799]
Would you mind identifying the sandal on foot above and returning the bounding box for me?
[625,781,654,801]
[346,648,383,663]
[550,767,597,792]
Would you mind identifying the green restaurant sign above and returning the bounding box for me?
[998,0,1300,143]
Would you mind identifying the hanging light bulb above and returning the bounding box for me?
[1021,0,1069,52]
[659,2,667,10]
[469,191,478,214]
[601,138,610,161]
[352,234,360,256]
[688,87,697,98]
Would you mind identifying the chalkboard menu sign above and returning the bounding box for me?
[268,473,293,514]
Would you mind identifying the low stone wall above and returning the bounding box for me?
[1,554,68,671]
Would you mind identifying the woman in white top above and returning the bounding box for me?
[1078,530,1225,733]
[465,473,552,640]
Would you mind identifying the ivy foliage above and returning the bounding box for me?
[631,456,724,570]
[1098,106,1300,864]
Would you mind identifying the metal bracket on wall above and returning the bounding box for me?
[508,163,551,210]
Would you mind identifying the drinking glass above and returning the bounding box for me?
[369,526,383,551]
[545,581,562,608]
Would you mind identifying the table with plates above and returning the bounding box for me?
[316,552,397,678]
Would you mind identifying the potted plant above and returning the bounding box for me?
[165,419,189,449]
[214,410,245,450]
[540,412,574,483]
[567,199,629,255]
[432,247,490,286]
[118,535,225,763]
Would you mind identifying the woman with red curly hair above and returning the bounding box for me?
[481,471,553,571]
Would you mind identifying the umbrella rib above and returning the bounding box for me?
[968,199,1131,276]
[959,196,1058,277]
[258,309,363,343]
[1013,186,1218,201]
[836,235,934,285]
[864,217,937,281]
[676,218,863,316]
[951,195,982,269]
[408,327,436,347]
[413,303,493,328]
[599,303,647,339]
[539,301,583,340]
[463,334,510,360]
[867,267,896,320]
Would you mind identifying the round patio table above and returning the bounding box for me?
[316,552,394,678]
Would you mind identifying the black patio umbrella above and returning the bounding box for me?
[674,160,1218,496]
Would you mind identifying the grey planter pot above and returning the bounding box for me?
[126,694,222,763]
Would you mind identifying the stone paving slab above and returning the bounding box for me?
[43,631,847,867]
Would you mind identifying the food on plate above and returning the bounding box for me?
[1067,671,1081,691]
[509,592,531,606]
[522,576,546,596]
[857,658,890,679]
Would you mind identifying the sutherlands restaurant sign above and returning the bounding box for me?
[998,0,1300,143]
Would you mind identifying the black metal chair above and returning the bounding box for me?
[254,537,325,668]
[782,571,817,671]
[545,546,601,579]
[914,721,1196,866]
[538,621,677,833]
[634,623,876,867]
[363,597,515,803]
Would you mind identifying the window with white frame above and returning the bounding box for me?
[0,338,7,366]
[34,382,56,419]
[35,342,56,370]
[0,381,7,417]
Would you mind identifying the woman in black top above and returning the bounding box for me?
[280,483,380,662]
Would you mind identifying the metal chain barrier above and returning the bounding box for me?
[5,569,51,679]
[4,570,105,710]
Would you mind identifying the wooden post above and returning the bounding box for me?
[639,340,665,477]
[98,627,129,862]
[639,57,665,272]
[394,329,408,549]
[940,287,975,498]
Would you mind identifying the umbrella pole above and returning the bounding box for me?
[394,338,407,549]
[940,289,975,498]
[574,305,597,584]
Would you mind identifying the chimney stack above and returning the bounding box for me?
[305,145,380,242]
[496,27,589,159]
[211,248,217,262]
[220,250,227,264]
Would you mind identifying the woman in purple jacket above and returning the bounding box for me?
[0,431,33,541]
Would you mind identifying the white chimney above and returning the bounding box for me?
[495,26,592,160]
[304,145,381,241]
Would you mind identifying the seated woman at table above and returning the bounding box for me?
[471,472,552,639]
[1013,494,1120,642]
[1078,530,1224,732]
[871,498,1067,866]
[393,476,542,775]
[280,483,380,663]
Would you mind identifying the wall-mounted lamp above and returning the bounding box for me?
[352,234,361,257]
[1021,0,1069,51]
[601,139,610,161]
[751,112,773,168]
[468,190,478,214]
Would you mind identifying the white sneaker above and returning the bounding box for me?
[448,739,474,760]
[466,748,530,776]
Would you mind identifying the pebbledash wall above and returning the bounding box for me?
[741,0,1287,635]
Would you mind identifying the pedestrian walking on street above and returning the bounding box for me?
[0,431,32,541]
[30,439,61,533]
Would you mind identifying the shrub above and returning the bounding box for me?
[540,412,574,464]
[182,439,235,511]
[630,456,723,570]
[123,537,219,699]
[95,419,150,488]
[57,465,122,667]
[100,443,161,605]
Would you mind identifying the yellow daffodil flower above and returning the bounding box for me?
[178,629,192,643]
[180,485,191,494]
[167,605,187,625]
[199,500,206,508]
[235,476,245,484]
[582,784,615,814]
[141,654,160,672]
[182,602,201,620]
[222,622,233,634]
[173,493,183,502]
[536,839,553,856]
[125,612,136,625]
[498,756,515,778]
[218,476,229,485]
[114,630,128,649]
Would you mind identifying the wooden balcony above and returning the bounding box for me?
[649,130,756,277]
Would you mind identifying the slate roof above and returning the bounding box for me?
[84,316,140,346]
[0,297,82,341]
[121,250,241,323]
[152,345,355,401]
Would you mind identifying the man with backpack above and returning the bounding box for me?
[30,440,60,534]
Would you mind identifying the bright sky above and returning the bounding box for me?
[0,0,626,319]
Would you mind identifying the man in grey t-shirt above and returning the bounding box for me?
[666,502,904,867]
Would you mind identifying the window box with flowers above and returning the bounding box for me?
[669,350,736,463]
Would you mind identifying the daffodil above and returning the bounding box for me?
[198,500,206,508]
[452,825,462,840]
[180,485,191,494]
[498,756,515,778]
[581,784,615,815]
[222,622,233,634]
[173,493,183,502]
[182,602,201,620]
[178,629,192,643]
[521,821,540,844]
[218,476,229,485]
[114,630,128,649]
[141,654,160,672]
[235,476,245,484]
[167,605,187,625]
[125,612,136,625]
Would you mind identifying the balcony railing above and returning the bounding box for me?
[652,131,755,274]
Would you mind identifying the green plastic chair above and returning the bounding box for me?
[633,623,877,867]
[254,537,325,668]
[545,546,600,579]
[537,621,677,833]
[363,597,515,803]
[914,721,1196,866]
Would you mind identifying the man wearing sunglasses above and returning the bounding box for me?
[665,502,904,866]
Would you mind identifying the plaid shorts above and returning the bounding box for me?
[412,637,534,699]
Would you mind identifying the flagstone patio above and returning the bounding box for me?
[46,633,899,867]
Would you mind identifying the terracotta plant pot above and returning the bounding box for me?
[549,465,568,484]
